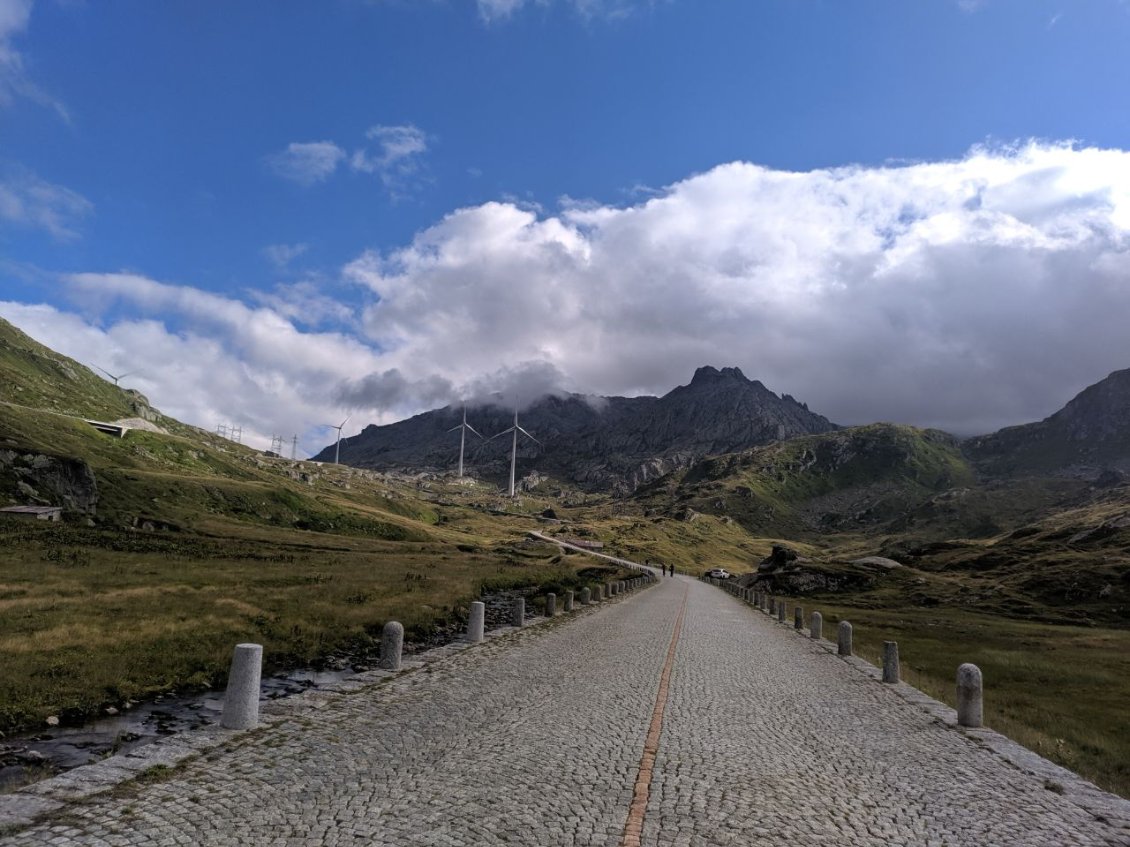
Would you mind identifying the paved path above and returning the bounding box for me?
[4,578,1129,846]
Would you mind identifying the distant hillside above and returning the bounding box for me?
[966,368,1130,479]
[0,316,433,538]
[636,423,979,537]
[316,366,838,492]
[0,316,147,422]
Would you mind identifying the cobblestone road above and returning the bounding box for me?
[4,577,1129,846]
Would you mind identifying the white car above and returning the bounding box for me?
[706,568,731,580]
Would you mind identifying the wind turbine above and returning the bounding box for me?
[326,416,350,464]
[489,409,540,498]
[95,365,135,386]
[447,405,483,478]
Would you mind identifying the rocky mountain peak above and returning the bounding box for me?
[690,365,750,385]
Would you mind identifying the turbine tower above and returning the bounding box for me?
[489,409,540,498]
[447,405,483,478]
[95,365,135,386]
[326,416,350,464]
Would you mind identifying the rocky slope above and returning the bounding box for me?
[965,368,1130,479]
[316,366,838,492]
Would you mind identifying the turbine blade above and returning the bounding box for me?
[516,426,540,445]
[465,424,484,439]
[488,427,515,441]
[446,424,462,433]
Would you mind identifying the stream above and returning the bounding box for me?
[0,592,526,792]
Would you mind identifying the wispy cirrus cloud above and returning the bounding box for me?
[0,0,67,120]
[266,141,347,186]
[476,0,644,22]
[350,124,430,198]
[0,165,92,239]
[261,242,309,270]
[268,124,431,198]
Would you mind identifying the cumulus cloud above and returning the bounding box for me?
[346,141,1130,435]
[7,141,1130,452]
[267,141,346,186]
[0,166,92,239]
[1,274,404,454]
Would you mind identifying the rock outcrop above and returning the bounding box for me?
[0,451,99,514]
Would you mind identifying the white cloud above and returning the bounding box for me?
[269,126,431,198]
[350,124,430,199]
[7,141,1130,450]
[261,242,309,269]
[345,141,1130,435]
[0,166,92,238]
[266,141,346,186]
[475,0,642,22]
[0,0,66,119]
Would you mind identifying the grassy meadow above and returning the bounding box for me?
[0,512,631,734]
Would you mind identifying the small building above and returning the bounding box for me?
[84,419,128,438]
[0,505,63,522]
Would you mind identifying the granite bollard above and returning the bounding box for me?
[810,611,823,640]
[794,606,804,630]
[221,643,262,730]
[564,590,574,612]
[594,584,604,601]
[883,641,900,683]
[777,602,786,623]
[769,598,777,615]
[379,621,403,672]
[546,592,556,617]
[579,587,591,605]
[957,663,983,727]
[467,601,485,643]
[837,620,853,656]
[512,597,525,627]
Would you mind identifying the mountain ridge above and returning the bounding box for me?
[315,366,839,492]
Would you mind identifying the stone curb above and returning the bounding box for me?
[715,581,1130,835]
[0,577,657,832]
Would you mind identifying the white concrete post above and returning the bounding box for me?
[511,597,525,628]
[220,643,262,730]
[546,592,556,616]
[883,641,900,683]
[810,611,823,640]
[564,590,574,612]
[467,601,485,643]
[957,663,983,727]
[379,621,403,671]
[838,621,852,656]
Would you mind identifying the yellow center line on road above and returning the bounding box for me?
[620,584,689,847]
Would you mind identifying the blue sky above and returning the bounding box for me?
[3,0,1130,452]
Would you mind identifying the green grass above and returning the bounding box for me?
[0,517,631,734]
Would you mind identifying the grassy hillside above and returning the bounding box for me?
[637,423,977,537]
